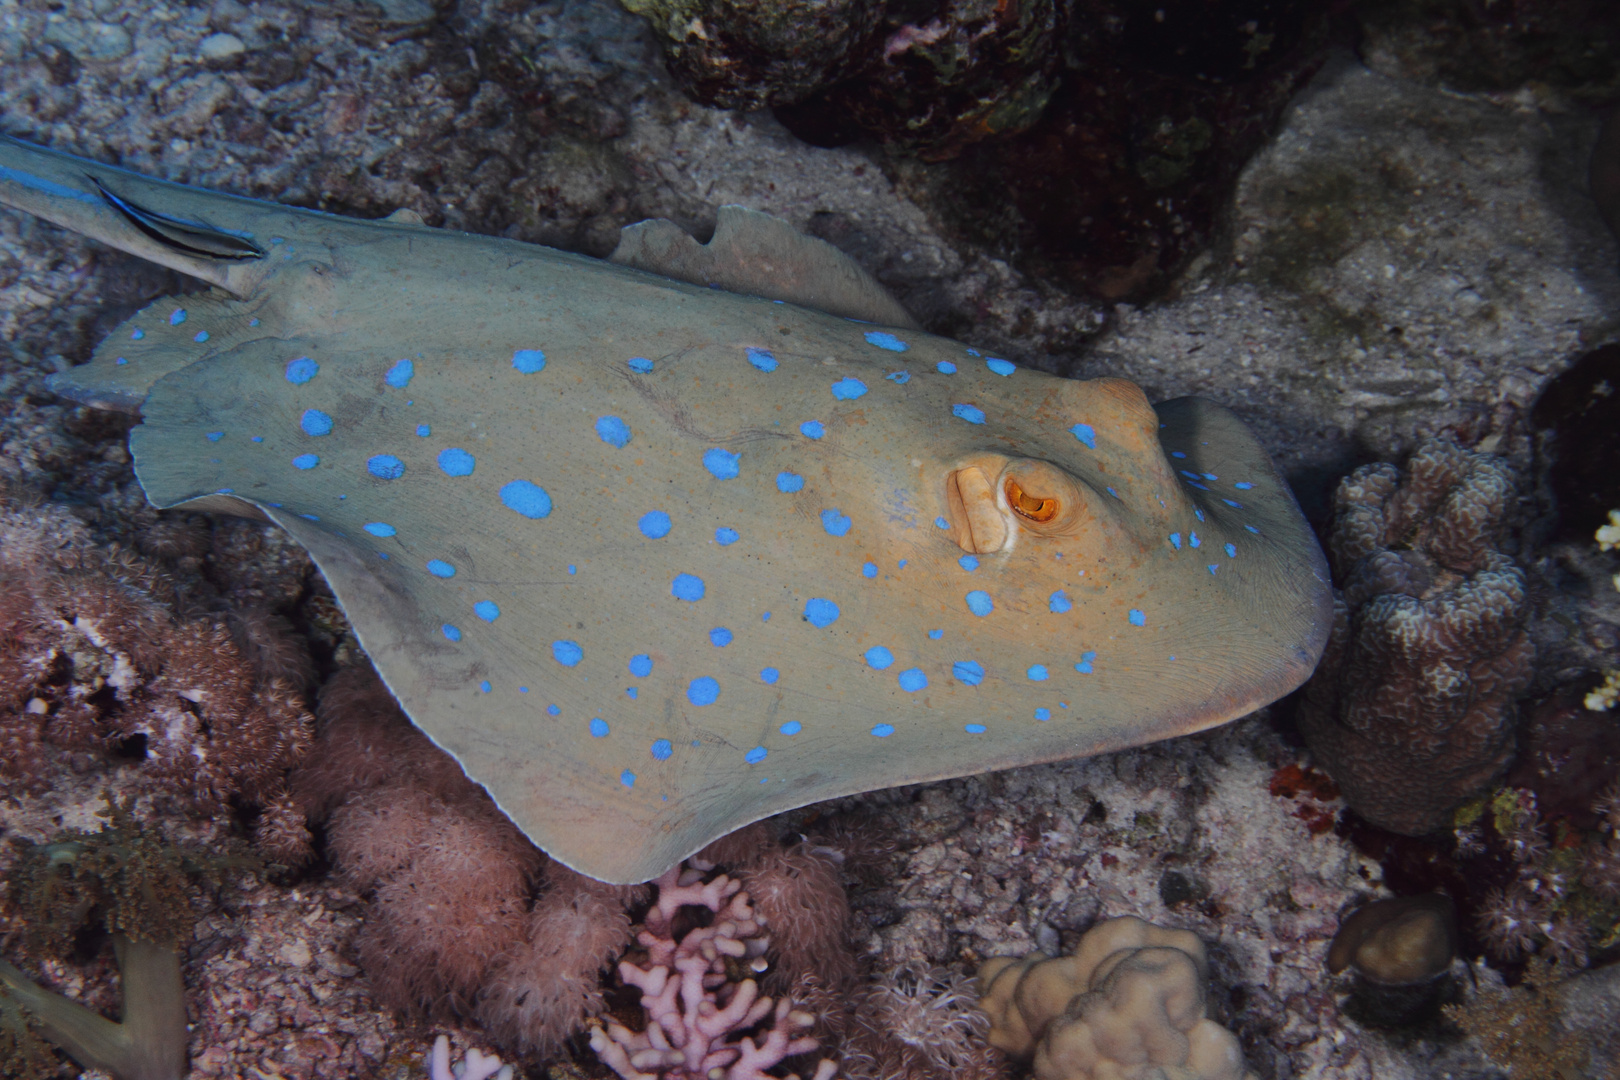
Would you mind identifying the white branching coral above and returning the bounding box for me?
[425,1034,511,1080]
[590,865,839,1080]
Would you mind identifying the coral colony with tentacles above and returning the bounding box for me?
[2,8,1620,1077]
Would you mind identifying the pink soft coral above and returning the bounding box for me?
[591,865,839,1080]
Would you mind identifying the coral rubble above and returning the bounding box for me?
[1300,437,1533,836]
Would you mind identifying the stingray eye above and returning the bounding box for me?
[1005,478,1059,523]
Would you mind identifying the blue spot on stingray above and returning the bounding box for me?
[937,361,958,375]
[206,431,224,442]
[953,660,984,685]
[900,559,909,568]
[639,511,672,539]
[285,357,317,384]
[780,721,802,736]
[548,704,560,715]
[744,746,767,764]
[804,598,840,627]
[709,627,733,647]
[1194,508,1206,522]
[865,646,894,670]
[626,687,638,699]
[760,667,780,684]
[480,681,491,693]
[386,359,414,387]
[438,448,475,476]
[959,555,978,572]
[651,739,672,760]
[1028,665,1049,681]
[630,655,653,677]
[762,612,771,621]
[1245,525,1260,534]
[800,420,825,439]
[475,601,500,622]
[590,717,609,737]
[871,724,894,738]
[553,640,584,666]
[1186,481,1209,490]
[929,629,943,639]
[1223,499,1243,508]
[1128,609,1146,626]
[628,357,654,373]
[746,347,778,372]
[131,328,145,340]
[864,331,908,351]
[1070,423,1097,449]
[596,416,632,448]
[363,522,396,537]
[512,349,546,373]
[1075,650,1096,673]
[952,404,986,425]
[1171,451,1187,459]
[251,435,263,442]
[621,770,636,787]
[1190,532,1201,548]
[368,455,405,480]
[1035,708,1051,721]
[688,677,720,706]
[672,573,706,602]
[293,454,319,470]
[821,509,852,536]
[116,357,128,365]
[898,668,928,692]
[248,318,259,327]
[1235,481,1254,490]
[442,624,461,641]
[170,308,187,325]
[500,480,552,518]
[862,562,878,578]
[426,559,456,578]
[965,590,993,617]
[1169,533,1182,550]
[777,472,805,493]
[301,409,333,436]
[986,358,1015,376]
[193,330,209,343]
[1209,564,1219,574]
[715,527,739,545]
[704,448,740,479]
[416,424,431,437]
[1203,473,1218,481]
[831,377,868,399]
[1225,542,1238,557]
[887,370,910,384]
[1049,590,1072,613]
[966,723,987,733]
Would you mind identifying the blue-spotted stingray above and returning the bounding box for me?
[0,135,1333,883]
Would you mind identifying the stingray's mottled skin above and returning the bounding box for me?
[0,135,1333,883]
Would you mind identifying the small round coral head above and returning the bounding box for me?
[1327,893,1457,986]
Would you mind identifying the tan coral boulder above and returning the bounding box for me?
[976,916,1257,1080]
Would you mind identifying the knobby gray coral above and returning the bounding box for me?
[1299,437,1533,835]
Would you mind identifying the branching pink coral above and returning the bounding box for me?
[590,865,839,1080]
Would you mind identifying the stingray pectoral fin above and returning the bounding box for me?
[46,292,278,413]
[610,205,919,329]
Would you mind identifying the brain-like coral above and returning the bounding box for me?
[976,916,1257,1080]
[1299,437,1533,836]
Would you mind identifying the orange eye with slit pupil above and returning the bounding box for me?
[1006,479,1059,523]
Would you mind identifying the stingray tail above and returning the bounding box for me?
[0,134,271,292]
